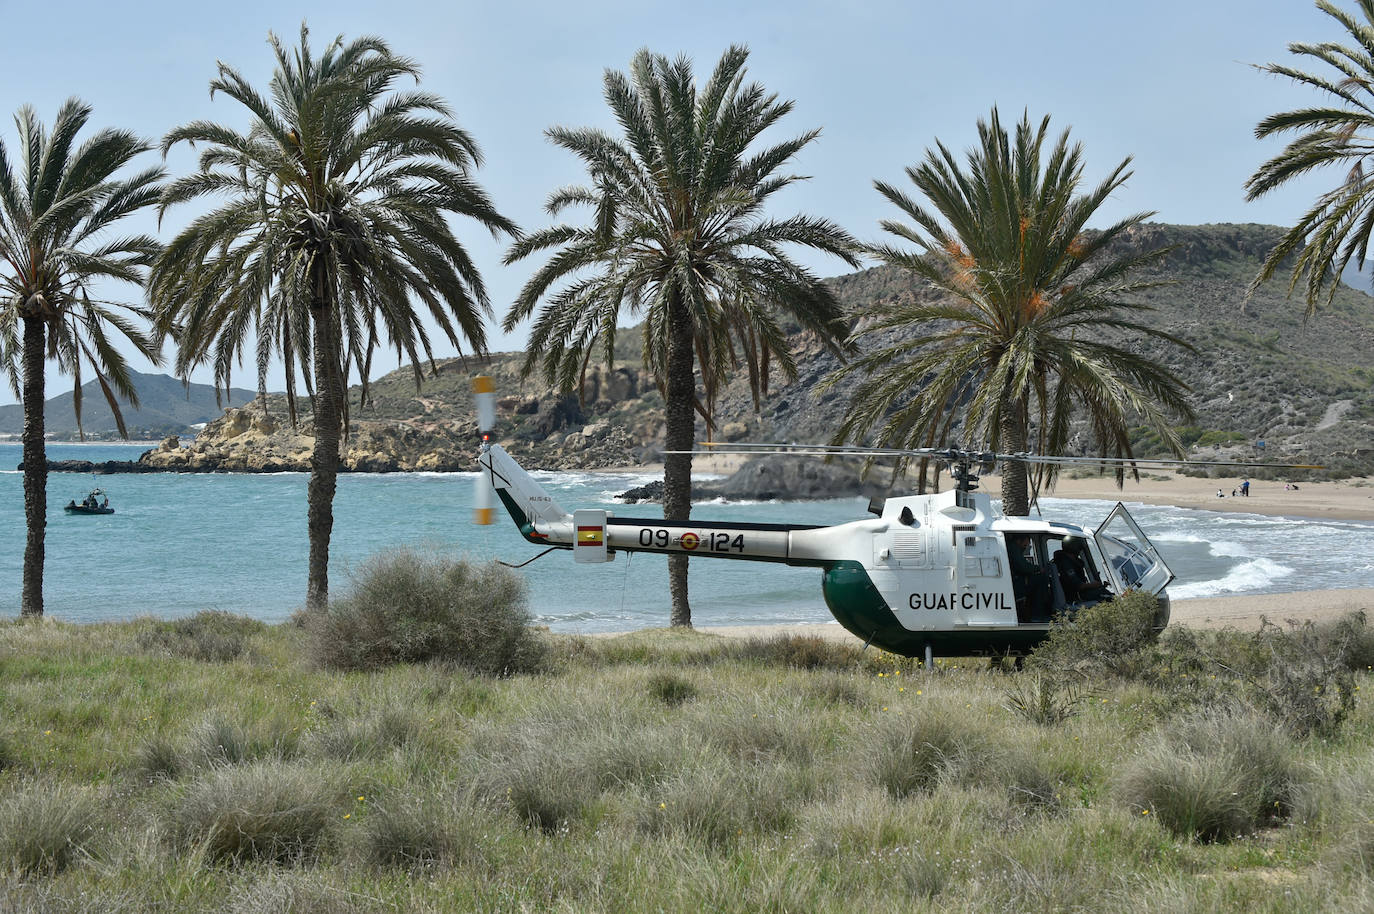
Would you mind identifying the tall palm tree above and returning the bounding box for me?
[831,109,1194,516]
[504,46,858,627]
[1246,0,1374,312]
[150,26,516,612]
[0,100,164,618]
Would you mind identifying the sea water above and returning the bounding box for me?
[2,443,1371,630]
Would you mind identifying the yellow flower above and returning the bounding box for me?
[898,687,905,693]
[343,813,351,820]
[1142,809,1150,816]
[357,796,365,802]
[916,690,923,696]
[659,803,666,809]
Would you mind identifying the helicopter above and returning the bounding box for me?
[470,377,1322,661]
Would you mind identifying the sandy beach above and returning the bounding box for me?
[610,455,1374,521]
[693,587,1374,642]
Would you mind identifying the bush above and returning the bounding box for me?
[1116,710,1302,841]
[171,761,336,865]
[305,548,546,676]
[135,610,264,662]
[0,782,101,874]
[1147,617,1360,737]
[1029,591,1162,677]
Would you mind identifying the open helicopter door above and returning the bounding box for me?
[1093,503,1174,596]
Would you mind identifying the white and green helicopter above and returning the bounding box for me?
[471,378,1319,660]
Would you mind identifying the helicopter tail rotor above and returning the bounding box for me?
[473,375,496,525]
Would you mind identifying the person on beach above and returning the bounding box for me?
[1241,479,1250,496]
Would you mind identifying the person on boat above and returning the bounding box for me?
[101,496,109,508]
[67,499,76,509]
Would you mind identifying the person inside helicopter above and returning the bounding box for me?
[1051,536,1111,605]
[1007,533,1052,623]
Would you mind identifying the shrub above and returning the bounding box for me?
[305,548,546,676]
[1116,710,1301,841]
[0,782,101,874]
[1148,617,1360,737]
[171,761,336,864]
[135,610,265,662]
[1029,590,1162,676]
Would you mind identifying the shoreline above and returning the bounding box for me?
[612,459,1374,523]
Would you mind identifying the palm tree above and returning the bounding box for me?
[504,46,858,627]
[830,109,1194,516]
[150,26,516,612]
[0,100,164,618]
[1246,0,1374,313]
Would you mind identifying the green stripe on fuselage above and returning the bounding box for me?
[822,561,1053,657]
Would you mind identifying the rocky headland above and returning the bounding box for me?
[17,224,1374,486]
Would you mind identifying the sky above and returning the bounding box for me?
[0,0,1348,407]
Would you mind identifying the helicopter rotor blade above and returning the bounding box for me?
[663,442,1324,471]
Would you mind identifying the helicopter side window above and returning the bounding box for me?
[960,535,1002,578]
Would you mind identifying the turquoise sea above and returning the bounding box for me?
[3,443,1372,630]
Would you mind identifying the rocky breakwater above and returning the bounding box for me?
[620,456,892,502]
[134,406,481,473]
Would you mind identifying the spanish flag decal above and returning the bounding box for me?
[577,525,604,547]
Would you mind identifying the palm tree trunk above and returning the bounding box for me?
[306,300,341,613]
[663,294,695,627]
[20,314,46,618]
[258,368,270,419]
[999,399,1030,516]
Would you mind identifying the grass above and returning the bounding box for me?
[1,614,1373,911]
